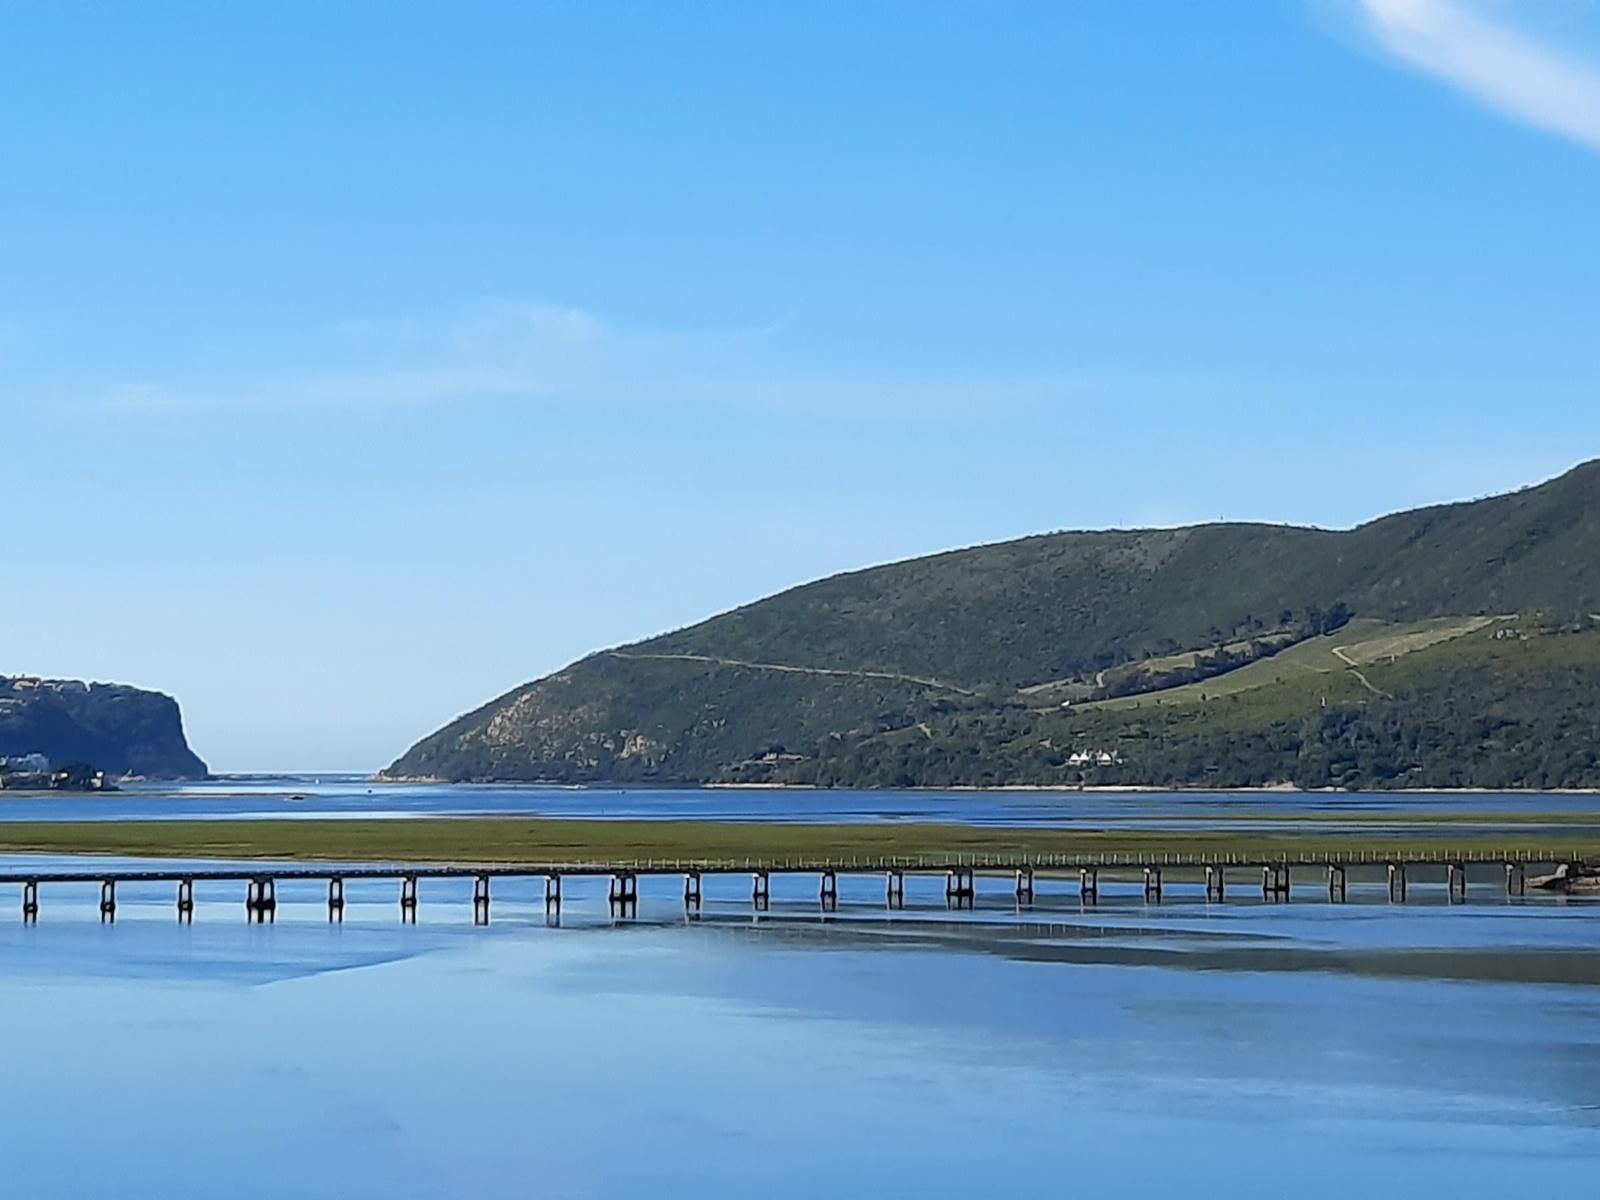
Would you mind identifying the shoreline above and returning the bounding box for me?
[369,778,1600,796]
[707,782,1600,795]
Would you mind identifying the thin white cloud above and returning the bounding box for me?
[91,298,1301,424]
[1358,0,1600,153]
[105,365,544,412]
[100,302,621,412]
[96,301,1091,419]
[448,301,606,357]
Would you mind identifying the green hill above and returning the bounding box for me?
[795,618,1600,791]
[382,460,1600,788]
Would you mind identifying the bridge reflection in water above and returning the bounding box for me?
[2,848,1582,925]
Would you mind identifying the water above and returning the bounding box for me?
[5,775,1599,838]
[1,865,1596,1194]
[3,786,1596,1190]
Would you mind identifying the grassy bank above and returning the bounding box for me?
[0,817,1593,865]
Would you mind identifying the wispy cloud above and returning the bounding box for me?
[103,302,666,413]
[104,366,536,412]
[96,300,1104,420]
[1357,0,1600,154]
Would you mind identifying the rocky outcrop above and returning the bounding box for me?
[0,676,208,779]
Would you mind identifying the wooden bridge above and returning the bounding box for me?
[0,848,1586,923]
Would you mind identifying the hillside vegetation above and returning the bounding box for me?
[787,619,1600,791]
[383,460,1600,789]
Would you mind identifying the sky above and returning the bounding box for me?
[4,1,1599,772]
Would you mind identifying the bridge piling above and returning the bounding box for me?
[1388,863,1408,903]
[1143,867,1163,903]
[946,867,974,910]
[545,874,562,913]
[400,874,419,923]
[328,876,345,922]
[820,870,838,912]
[1206,866,1226,902]
[473,874,491,925]
[1262,864,1290,902]
[1447,863,1468,904]
[608,872,637,917]
[885,869,904,910]
[246,877,277,923]
[1505,862,1526,898]
[1080,867,1099,904]
[752,870,770,912]
[1327,864,1347,903]
[22,879,38,923]
[99,880,116,923]
[177,877,195,923]
[1015,868,1035,906]
[683,870,702,912]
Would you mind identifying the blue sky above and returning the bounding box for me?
[5,1,1599,772]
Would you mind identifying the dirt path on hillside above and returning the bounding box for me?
[606,651,978,695]
[1331,646,1393,699]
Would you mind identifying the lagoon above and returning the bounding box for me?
[1,856,1596,1196]
[6,776,1600,840]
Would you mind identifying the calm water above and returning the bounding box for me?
[1,859,1596,1195]
[4,776,1599,838]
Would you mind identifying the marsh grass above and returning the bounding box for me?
[0,817,1591,866]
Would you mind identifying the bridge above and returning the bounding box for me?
[0,847,1586,923]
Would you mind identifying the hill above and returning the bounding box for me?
[382,460,1600,788]
[0,676,209,780]
[789,617,1600,791]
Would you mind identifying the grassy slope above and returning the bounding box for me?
[386,461,1600,784]
[1338,616,1502,665]
[793,623,1600,790]
[1084,616,1502,712]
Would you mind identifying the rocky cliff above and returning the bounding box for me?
[0,676,208,779]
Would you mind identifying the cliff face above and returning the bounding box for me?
[0,676,208,779]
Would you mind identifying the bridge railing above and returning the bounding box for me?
[445,846,1579,873]
[0,846,1584,886]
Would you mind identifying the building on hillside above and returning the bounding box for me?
[1066,749,1123,767]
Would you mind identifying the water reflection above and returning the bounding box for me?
[0,866,1595,1196]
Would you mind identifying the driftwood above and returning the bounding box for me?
[1528,862,1599,895]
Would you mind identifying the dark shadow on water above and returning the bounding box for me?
[662,908,1600,987]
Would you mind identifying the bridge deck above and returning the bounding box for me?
[0,847,1582,885]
